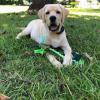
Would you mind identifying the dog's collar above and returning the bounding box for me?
[56,26,64,34]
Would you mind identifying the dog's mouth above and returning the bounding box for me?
[49,24,59,32]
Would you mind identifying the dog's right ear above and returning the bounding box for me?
[38,6,45,22]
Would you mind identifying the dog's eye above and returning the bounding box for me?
[46,11,50,15]
[56,11,61,14]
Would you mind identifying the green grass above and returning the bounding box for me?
[70,8,100,13]
[0,10,100,100]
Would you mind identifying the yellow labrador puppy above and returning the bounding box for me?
[16,4,72,68]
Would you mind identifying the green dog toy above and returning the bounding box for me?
[34,35,84,65]
[34,45,84,65]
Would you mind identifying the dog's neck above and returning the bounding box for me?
[56,26,64,34]
[49,26,64,35]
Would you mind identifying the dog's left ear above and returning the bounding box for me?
[59,4,69,23]
[38,6,46,22]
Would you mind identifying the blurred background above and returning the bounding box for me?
[0,0,100,14]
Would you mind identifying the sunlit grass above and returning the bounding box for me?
[0,5,28,13]
[69,8,100,16]
[0,9,100,100]
[70,8,100,13]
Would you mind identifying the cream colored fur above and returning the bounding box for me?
[16,4,72,68]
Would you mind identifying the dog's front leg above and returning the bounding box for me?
[46,53,62,68]
[62,41,72,66]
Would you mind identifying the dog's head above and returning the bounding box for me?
[38,4,69,33]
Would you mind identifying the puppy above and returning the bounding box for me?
[16,4,72,68]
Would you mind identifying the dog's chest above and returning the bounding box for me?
[46,35,62,48]
[51,39,61,48]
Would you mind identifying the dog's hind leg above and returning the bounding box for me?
[16,27,31,39]
[16,30,29,39]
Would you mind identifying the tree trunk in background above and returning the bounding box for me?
[68,0,71,4]
[0,0,6,4]
[18,0,24,5]
[28,0,52,14]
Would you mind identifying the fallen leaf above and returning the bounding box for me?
[0,94,10,100]
[96,29,100,33]
[23,51,32,56]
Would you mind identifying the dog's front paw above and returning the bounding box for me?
[55,61,63,68]
[46,53,63,68]
[63,55,72,66]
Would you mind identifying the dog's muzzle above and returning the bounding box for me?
[49,16,59,32]
[49,24,59,32]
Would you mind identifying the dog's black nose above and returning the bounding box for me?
[50,16,56,22]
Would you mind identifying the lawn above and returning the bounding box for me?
[0,9,100,100]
